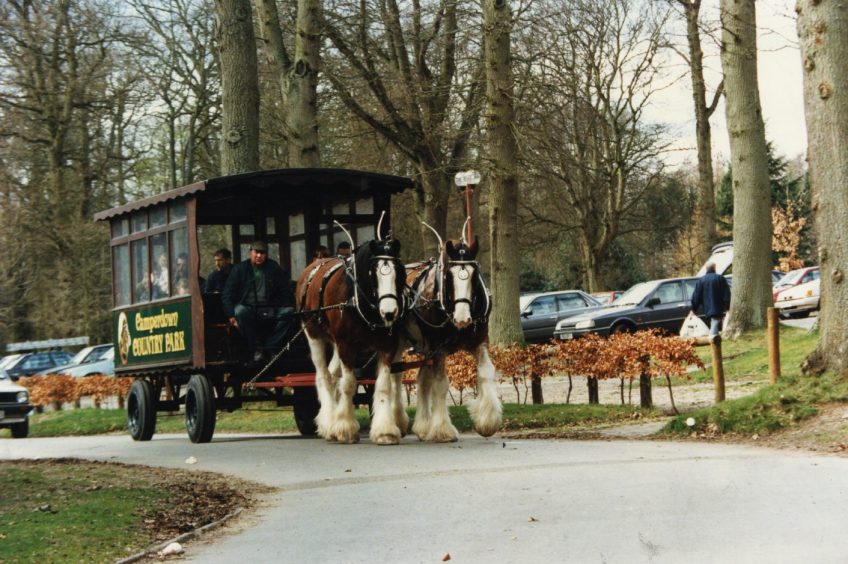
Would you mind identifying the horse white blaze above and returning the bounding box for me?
[449,264,473,328]
[375,258,399,323]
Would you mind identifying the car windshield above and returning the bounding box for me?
[71,345,110,365]
[614,282,656,306]
[0,354,24,369]
[776,269,805,286]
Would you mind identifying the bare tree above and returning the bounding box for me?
[483,0,522,345]
[254,0,321,167]
[671,0,723,265]
[719,0,772,336]
[321,0,483,254]
[215,0,260,174]
[797,1,848,374]
[518,0,672,291]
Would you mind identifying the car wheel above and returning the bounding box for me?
[10,419,28,439]
[610,322,634,335]
[127,379,157,441]
[185,374,216,444]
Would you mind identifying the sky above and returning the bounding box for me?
[649,0,806,170]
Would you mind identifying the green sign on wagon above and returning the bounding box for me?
[114,300,192,368]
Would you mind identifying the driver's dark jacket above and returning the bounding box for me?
[221,258,295,318]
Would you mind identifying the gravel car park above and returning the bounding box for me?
[0,368,32,438]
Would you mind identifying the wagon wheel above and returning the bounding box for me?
[127,379,157,441]
[185,374,216,443]
[293,387,319,436]
[10,418,29,439]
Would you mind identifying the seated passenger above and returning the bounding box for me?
[204,248,232,293]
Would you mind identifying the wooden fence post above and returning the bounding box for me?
[711,338,725,402]
[767,307,781,384]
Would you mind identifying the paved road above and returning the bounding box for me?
[3,433,848,563]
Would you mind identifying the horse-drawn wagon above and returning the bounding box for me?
[94,168,415,443]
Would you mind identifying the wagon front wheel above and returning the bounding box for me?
[128,379,157,441]
[185,374,216,443]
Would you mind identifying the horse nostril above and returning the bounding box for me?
[385,312,395,322]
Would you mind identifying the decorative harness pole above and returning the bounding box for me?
[454,169,480,242]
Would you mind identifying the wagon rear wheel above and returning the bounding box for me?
[185,374,216,443]
[293,387,319,436]
[127,379,157,441]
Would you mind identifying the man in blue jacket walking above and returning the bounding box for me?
[691,262,731,338]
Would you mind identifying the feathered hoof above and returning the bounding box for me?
[425,424,459,443]
[472,421,501,438]
[329,420,360,444]
[468,398,503,438]
[370,427,401,445]
[412,420,430,441]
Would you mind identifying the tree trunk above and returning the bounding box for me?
[578,233,602,293]
[484,0,522,345]
[531,376,544,405]
[797,1,848,375]
[719,0,773,337]
[414,163,450,258]
[215,0,260,175]
[680,0,719,264]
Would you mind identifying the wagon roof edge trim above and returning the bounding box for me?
[92,168,414,222]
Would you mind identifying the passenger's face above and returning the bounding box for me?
[214,255,230,271]
[250,249,267,266]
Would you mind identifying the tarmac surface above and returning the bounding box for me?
[3,432,848,563]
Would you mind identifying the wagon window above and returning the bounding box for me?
[170,200,186,223]
[131,212,147,233]
[266,217,277,235]
[289,214,304,236]
[113,244,130,307]
[131,239,150,303]
[355,197,374,214]
[268,242,280,264]
[333,230,349,251]
[290,240,307,277]
[151,233,169,299]
[239,224,255,237]
[356,225,374,243]
[333,201,349,215]
[150,207,167,228]
[170,227,189,296]
[112,218,129,239]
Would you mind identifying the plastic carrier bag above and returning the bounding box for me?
[679,311,710,338]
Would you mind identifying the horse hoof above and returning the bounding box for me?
[373,434,400,445]
[473,422,500,438]
[425,428,459,443]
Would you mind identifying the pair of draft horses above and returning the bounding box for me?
[294,222,502,445]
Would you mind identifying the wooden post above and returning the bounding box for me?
[767,307,780,384]
[711,337,725,402]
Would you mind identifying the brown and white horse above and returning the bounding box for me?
[401,232,503,442]
[295,237,407,444]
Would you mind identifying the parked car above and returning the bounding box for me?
[39,344,114,377]
[554,277,707,340]
[773,266,820,301]
[774,278,820,318]
[0,368,32,438]
[698,241,783,284]
[5,351,74,381]
[0,354,25,370]
[591,291,624,305]
[520,290,604,342]
[40,347,115,377]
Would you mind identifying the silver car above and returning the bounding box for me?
[520,290,603,342]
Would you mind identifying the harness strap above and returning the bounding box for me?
[318,261,347,321]
[298,258,336,312]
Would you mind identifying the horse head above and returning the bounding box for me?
[443,236,484,329]
[355,238,405,326]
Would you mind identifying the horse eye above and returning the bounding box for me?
[457,268,470,280]
[380,263,393,276]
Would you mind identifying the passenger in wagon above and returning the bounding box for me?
[222,240,296,364]
[203,248,232,293]
[336,241,352,258]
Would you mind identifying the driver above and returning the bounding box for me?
[222,241,295,364]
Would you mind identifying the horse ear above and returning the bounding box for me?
[470,236,479,256]
[389,238,401,256]
[445,240,456,256]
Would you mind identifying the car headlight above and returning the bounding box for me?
[17,391,29,403]
[575,319,596,329]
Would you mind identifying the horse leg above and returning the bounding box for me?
[329,359,360,444]
[307,334,336,441]
[369,352,402,445]
[411,364,433,440]
[424,355,459,443]
[468,344,503,437]
[390,352,410,437]
[328,345,342,404]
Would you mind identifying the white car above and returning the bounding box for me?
[0,368,32,438]
[774,278,820,318]
[37,344,115,377]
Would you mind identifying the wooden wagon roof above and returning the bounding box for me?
[93,168,414,222]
